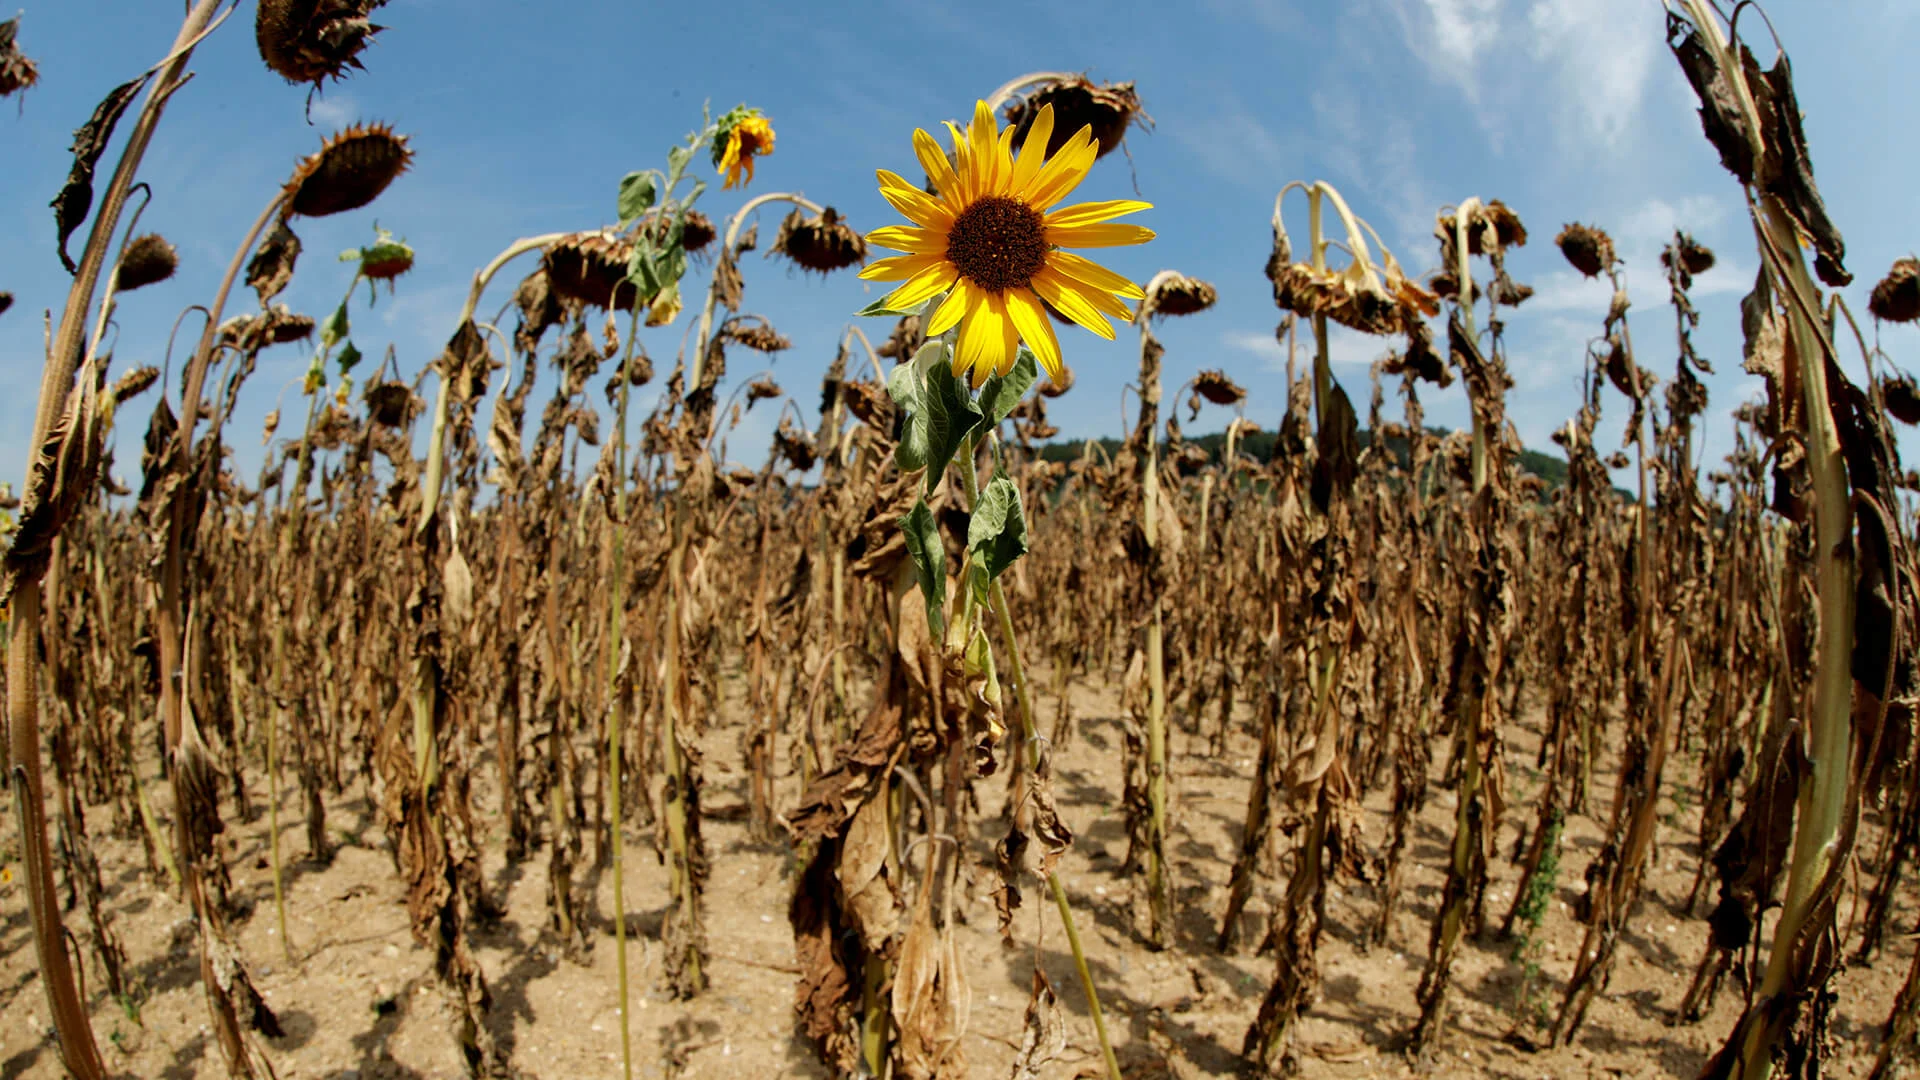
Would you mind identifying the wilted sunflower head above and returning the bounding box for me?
[745,377,783,406]
[541,232,638,312]
[1870,257,1920,325]
[1192,369,1246,406]
[0,16,38,99]
[1665,233,1716,278]
[1037,364,1075,397]
[1143,271,1216,319]
[283,122,412,219]
[117,234,179,292]
[1555,223,1616,279]
[713,106,774,191]
[1002,75,1146,161]
[862,99,1154,387]
[772,207,867,274]
[255,0,384,88]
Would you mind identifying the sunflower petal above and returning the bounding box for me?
[1045,199,1153,230]
[865,225,946,254]
[1010,104,1054,194]
[1022,127,1097,209]
[879,261,959,312]
[1046,250,1148,300]
[913,128,961,207]
[953,291,1017,388]
[877,172,954,229]
[968,99,1002,198]
[993,123,1018,198]
[1046,222,1156,248]
[944,121,973,204]
[858,252,943,282]
[925,277,976,337]
[1032,267,1118,340]
[1006,288,1064,382]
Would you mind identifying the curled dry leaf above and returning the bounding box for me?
[53,74,150,273]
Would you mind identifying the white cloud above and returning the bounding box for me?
[307,93,360,129]
[1170,92,1291,188]
[1395,0,1506,100]
[1526,0,1658,146]
[1309,90,1432,250]
[1223,325,1397,374]
[1382,0,1658,151]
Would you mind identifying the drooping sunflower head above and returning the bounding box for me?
[713,106,775,190]
[862,99,1154,388]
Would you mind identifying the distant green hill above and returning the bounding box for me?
[1035,427,1571,488]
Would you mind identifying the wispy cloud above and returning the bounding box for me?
[1223,325,1396,374]
[307,93,360,129]
[1526,0,1658,146]
[1169,90,1291,189]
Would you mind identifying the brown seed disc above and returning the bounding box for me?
[1151,274,1216,318]
[283,122,413,219]
[541,233,638,312]
[256,0,384,87]
[1005,75,1145,160]
[1870,257,1920,324]
[1193,369,1245,405]
[117,233,180,292]
[772,207,868,274]
[1555,223,1615,279]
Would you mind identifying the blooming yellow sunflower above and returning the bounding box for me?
[862,100,1153,387]
[716,113,775,191]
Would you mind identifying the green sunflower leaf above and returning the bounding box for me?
[966,473,1029,579]
[336,340,362,374]
[617,171,658,226]
[972,346,1038,439]
[319,300,349,351]
[901,497,946,637]
[887,340,980,492]
[666,145,693,188]
[627,236,663,296]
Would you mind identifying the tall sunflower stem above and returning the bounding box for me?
[607,306,641,1080]
[959,434,1122,1080]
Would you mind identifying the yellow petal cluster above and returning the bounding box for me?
[862,100,1153,386]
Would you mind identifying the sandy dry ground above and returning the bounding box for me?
[0,666,1909,1079]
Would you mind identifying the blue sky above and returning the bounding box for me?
[4,0,1918,497]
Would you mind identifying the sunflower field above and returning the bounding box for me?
[4,3,1920,1079]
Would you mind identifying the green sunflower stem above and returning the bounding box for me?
[959,434,1123,1080]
